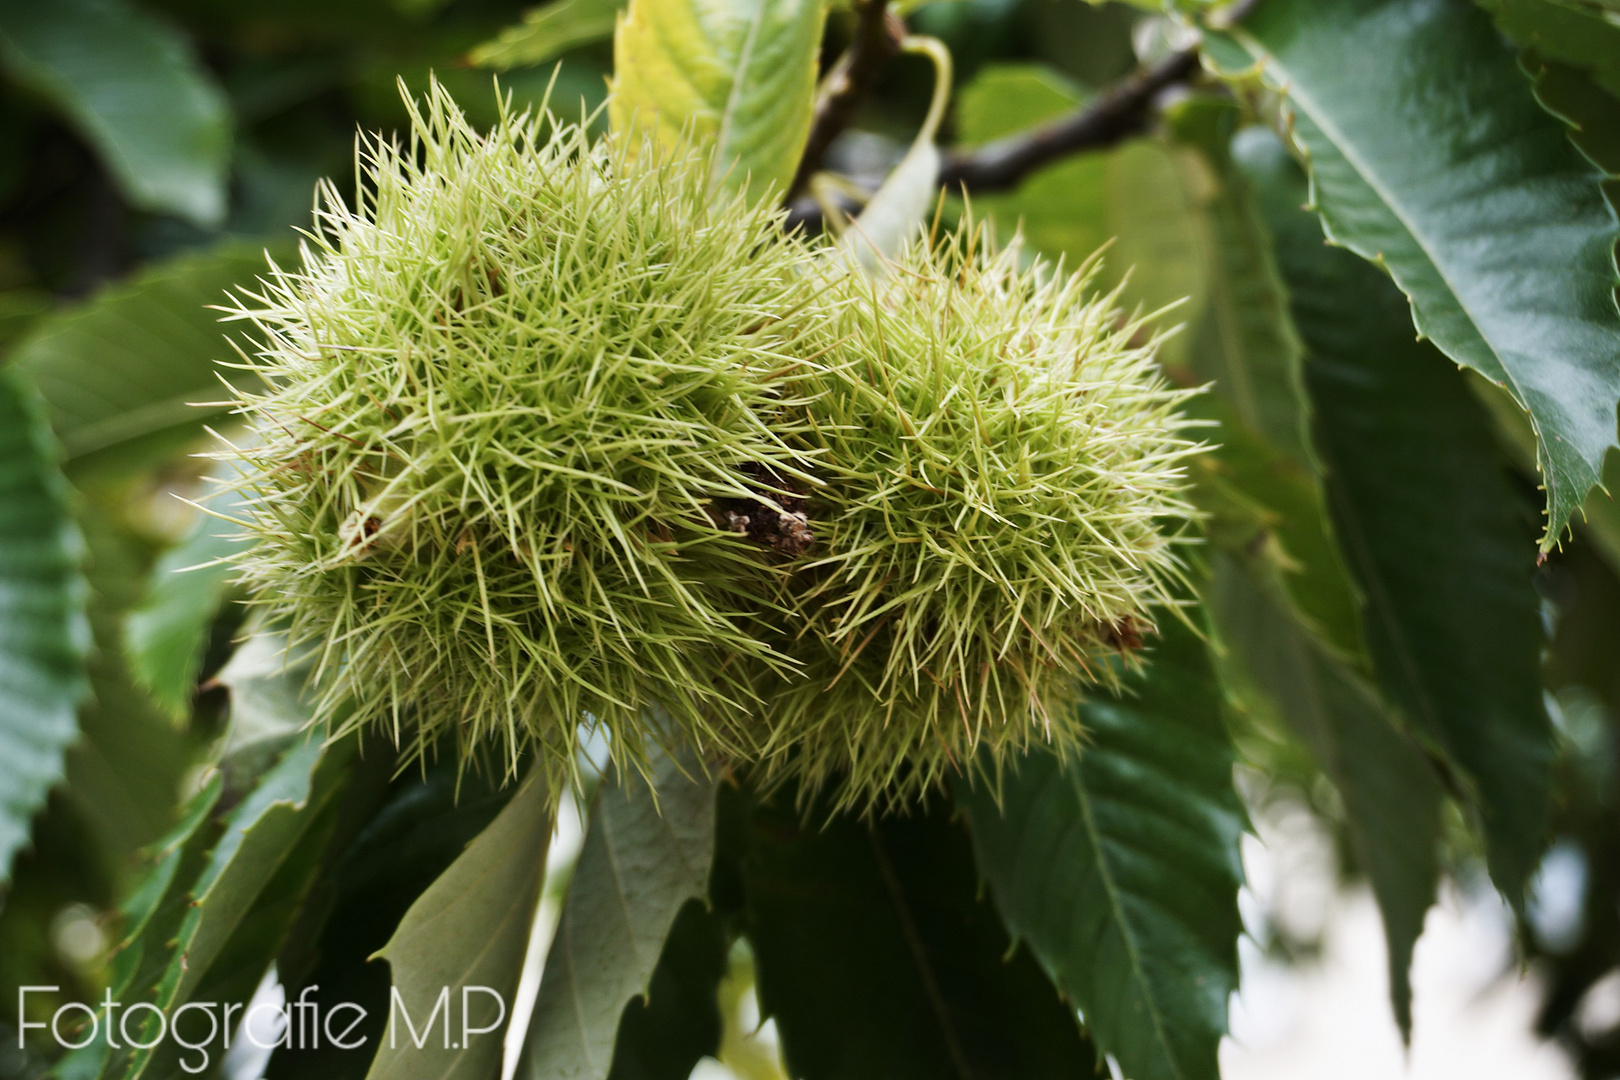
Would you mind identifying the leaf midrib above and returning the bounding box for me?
[1062,760,1184,1080]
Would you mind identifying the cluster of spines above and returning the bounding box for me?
[219,83,828,795]
[732,227,1204,810]
[218,81,1204,810]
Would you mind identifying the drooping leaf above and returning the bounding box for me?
[59,505,200,877]
[605,899,730,1080]
[266,759,518,1080]
[0,0,230,226]
[518,752,715,1080]
[1173,96,1311,463]
[1240,126,1554,906]
[1209,554,1443,1038]
[468,0,624,70]
[611,0,825,198]
[0,366,87,885]
[121,740,354,1077]
[954,618,1244,1080]
[71,776,224,1080]
[1477,0,1620,99]
[368,765,552,1080]
[1207,0,1620,543]
[11,244,275,477]
[736,786,1094,1080]
[125,464,249,721]
[842,37,952,272]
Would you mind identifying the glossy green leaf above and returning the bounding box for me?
[955,619,1243,1080]
[737,786,1094,1080]
[1207,0,1620,544]
[12,245,275,477]
[1478,0,1620,98]
[367,765,551,1080]
[1241,126,1555,905]
[468,0,623,70]
[1210,555,1443,1037]
[611,0,825,198]
[0,366,87,885]
[605,899,729,1080]
[0,0,230,226]
[125,467,248,721]
[518,752,715,1080]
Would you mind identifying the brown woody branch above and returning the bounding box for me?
[784,46,1204,232]
[786,0,905,202]
[937,47,1201,193]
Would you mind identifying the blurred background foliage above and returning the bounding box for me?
[0,0,1618,1076]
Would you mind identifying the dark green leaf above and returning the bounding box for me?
[739,787,1094,1080]
[1174,96,1311,465]
[0,0,230,225]
[955,618,1243,1080]
[1477,0,1620,99]
[519,752,715,1080]
[1240,126,1554,905]
[368,766,552,1080]
[606,899,729,1080]
[267,760,518,1080]
[0,365,87,884]
[1209,554,1443,1037]
[11,244,275,477]
[1207,0,1620,543]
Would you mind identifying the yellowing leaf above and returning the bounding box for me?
[611,0,826,198]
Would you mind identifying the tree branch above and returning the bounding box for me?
[785,0,904,202]
[937,47,1200,194]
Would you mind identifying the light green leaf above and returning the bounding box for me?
[121,736,354,1080]
[12,244,276,477]
[212,631,316,773]
[125,466,249,722]
[955,619,1244,1080]
[1241,126,1555,908]
[370,766,553,1080]
[0,366,87,885]
[611,0,826,198]
[0,0,230,226]
[469,0,624,70]
[1477,0,1620,98]
[841,36,953,272]
[1207,0,1620,544]
[518,751,714,1080]
[955,62,1088,146]
[1170,97,1366,658]
[1210,555,1443,1037]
